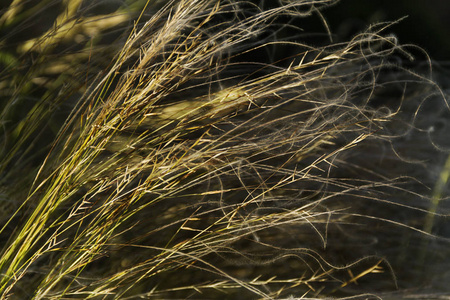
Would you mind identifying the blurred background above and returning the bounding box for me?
[322,0,450,61]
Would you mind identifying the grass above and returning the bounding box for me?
[0,0,449,299]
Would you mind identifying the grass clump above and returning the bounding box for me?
[1,0,449,299]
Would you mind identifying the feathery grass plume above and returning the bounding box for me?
[1,0,449,299]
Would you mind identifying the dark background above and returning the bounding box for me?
[320,0,450,61]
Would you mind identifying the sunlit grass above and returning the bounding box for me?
[0,0,449,299]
